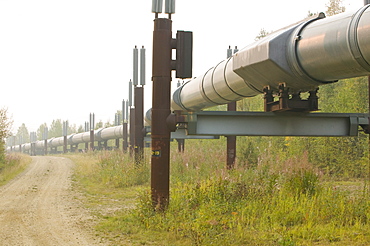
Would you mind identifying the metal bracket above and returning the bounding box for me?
[263,84,319,112]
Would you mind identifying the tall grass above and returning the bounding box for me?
[71,150,149,189]
[0,153,31,186]
[71,139,370,245]
[136,172,370,245]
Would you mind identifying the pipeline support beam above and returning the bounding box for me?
[183,111,368,137]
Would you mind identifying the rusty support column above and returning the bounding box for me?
[151,17,172,210]
[129,108,135,156]
[63,136,67,153]
[177,139,185,153]
[90,130,94,151]
[226,102,237,169]
[44,139,47,156]
[123,122,128,152]
[31,143,35,156]
[134,86,144,163]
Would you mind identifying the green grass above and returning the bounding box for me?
[0,153,31,186]
[66,139,370,245]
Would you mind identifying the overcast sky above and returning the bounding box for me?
[0,0,364,134]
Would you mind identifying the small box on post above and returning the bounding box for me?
[176,30,193,79]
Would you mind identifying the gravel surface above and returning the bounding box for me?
[0,156,104,246]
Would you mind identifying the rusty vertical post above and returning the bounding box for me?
[115,113,120,149]
[84,122,88,151]
[44,127,48,156]
[122,100,128,152]
[31,142,35,156]
[226,46,237,169]
[132,44,145,162]
[90,130,94,151]
[90,113,95,151]
[176,80,185,153]
[129,108,135,156]
[151,17,172,210]
[44,139,47,155]
[63,121,68,153]
[63,136,67,153]
[226,102,237,169]
[134,86,144,163]
[177,139,185,152]
[123,122,128,152]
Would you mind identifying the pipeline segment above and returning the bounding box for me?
[8,125,125,153]
[172,5,370,111]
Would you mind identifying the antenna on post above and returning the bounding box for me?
[128,79,133,107]
[227,45,232,59]
[233,46,239,54]
[165,0,175,18]
[152,0,175,18]
[133,46,139,86]
[152,0,163,18]
[140,46,146,86]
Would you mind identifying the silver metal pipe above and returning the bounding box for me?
[172,6,370,111]
[99,125,123,140]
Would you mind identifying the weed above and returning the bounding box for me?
[0,153,31,186]
[69,139,370,245]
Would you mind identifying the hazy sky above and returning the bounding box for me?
[0,0,364,134]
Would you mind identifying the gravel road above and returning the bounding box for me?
[0,156,103,246]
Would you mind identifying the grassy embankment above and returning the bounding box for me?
[0,153,31,186]
[67,138,370,246]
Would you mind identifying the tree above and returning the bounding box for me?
[48,119,63,138]
[255,28,271,41]
[325,0,345,17]
[37,123,48,140]
[95,120,103,129]
[77,125,84,133]
[0,108,12,164]
[16,123,30,143]
[104,121,113,128]
[68,123,77,135]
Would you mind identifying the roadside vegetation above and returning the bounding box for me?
[0,107,31,186]
[66,71,370,245]
[69,136,370,245]
[0,153,31,186]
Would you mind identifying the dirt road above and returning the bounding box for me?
[0,156,104,246]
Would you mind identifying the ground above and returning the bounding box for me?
[0,156,106,246]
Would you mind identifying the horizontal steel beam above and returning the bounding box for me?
[144,127,219,140]
[171,128,219,139]
[185,111,369,137]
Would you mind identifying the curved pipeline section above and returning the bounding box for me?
[172,5,370,111]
